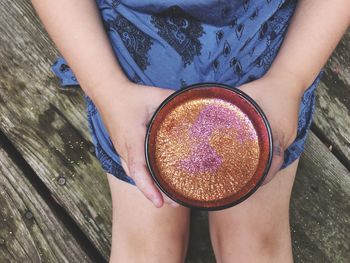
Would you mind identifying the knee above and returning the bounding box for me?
[110,219,190,263]
[249,223,290,256]
[210,219,292,262]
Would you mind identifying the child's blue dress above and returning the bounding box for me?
[51,0,323,185]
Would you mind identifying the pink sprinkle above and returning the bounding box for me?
[179,142,222,173]
[190,104,240,138]
[179,103,242,174]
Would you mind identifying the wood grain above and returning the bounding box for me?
[0,146,92,263]
[0,0,349,262]
[314,30,350,165]
[291,132,350,263]
[0,0,112,259]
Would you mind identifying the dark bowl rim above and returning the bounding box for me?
[144,82,273,211]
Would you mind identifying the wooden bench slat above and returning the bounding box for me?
[186,211,215,263]
[325,30,350,88]
[291,132,350,262]
[314,81,350,165]
[1,0,349,262]
[0,0,112,259]
[0,146,93,263]
[313,29,350,165]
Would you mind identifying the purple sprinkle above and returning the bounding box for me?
[179,142,222,173]
[179,102,245,174]
[189,104,240,138]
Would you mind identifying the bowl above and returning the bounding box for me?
[145,83,273,210]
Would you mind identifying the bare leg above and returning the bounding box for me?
[208,158,299,263]
[106,173,190,263]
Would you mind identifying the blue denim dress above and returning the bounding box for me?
[52,0,323,185]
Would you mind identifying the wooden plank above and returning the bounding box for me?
[313,29,350,165]
[291,132,350,262]
[0,0,349,262]
[186,211,215,263]
[313,81,350,166]
[0,0,112,259]
[0,146,93,263]
[325,30,350,88]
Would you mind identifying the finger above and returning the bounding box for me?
[120,157,129,175]
[126,132,164,208]
[128,150,164,207]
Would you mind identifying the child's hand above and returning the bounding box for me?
[237,74,303,184]
[92,79,178,208]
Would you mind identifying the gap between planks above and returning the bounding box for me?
[0,128,107,263]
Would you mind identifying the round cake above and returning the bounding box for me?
[145,83,272,210]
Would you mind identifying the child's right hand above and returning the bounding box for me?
[91,78,177,208]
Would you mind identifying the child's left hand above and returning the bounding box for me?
[237,74,303,184]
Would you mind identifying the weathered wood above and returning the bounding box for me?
[291,132,350,262]
[0,0,349,262]
[313,81,350,166]
[313,29,350,165]
[324,30,350,88]
[0,146,93,263]
[186,211,215,263]
[0,0,112,259]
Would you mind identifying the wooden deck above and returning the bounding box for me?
[0,1,349,262]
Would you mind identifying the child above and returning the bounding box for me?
[32,0,350,262]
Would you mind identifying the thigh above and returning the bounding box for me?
[106,173,190,263]
[208,158,299,263]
